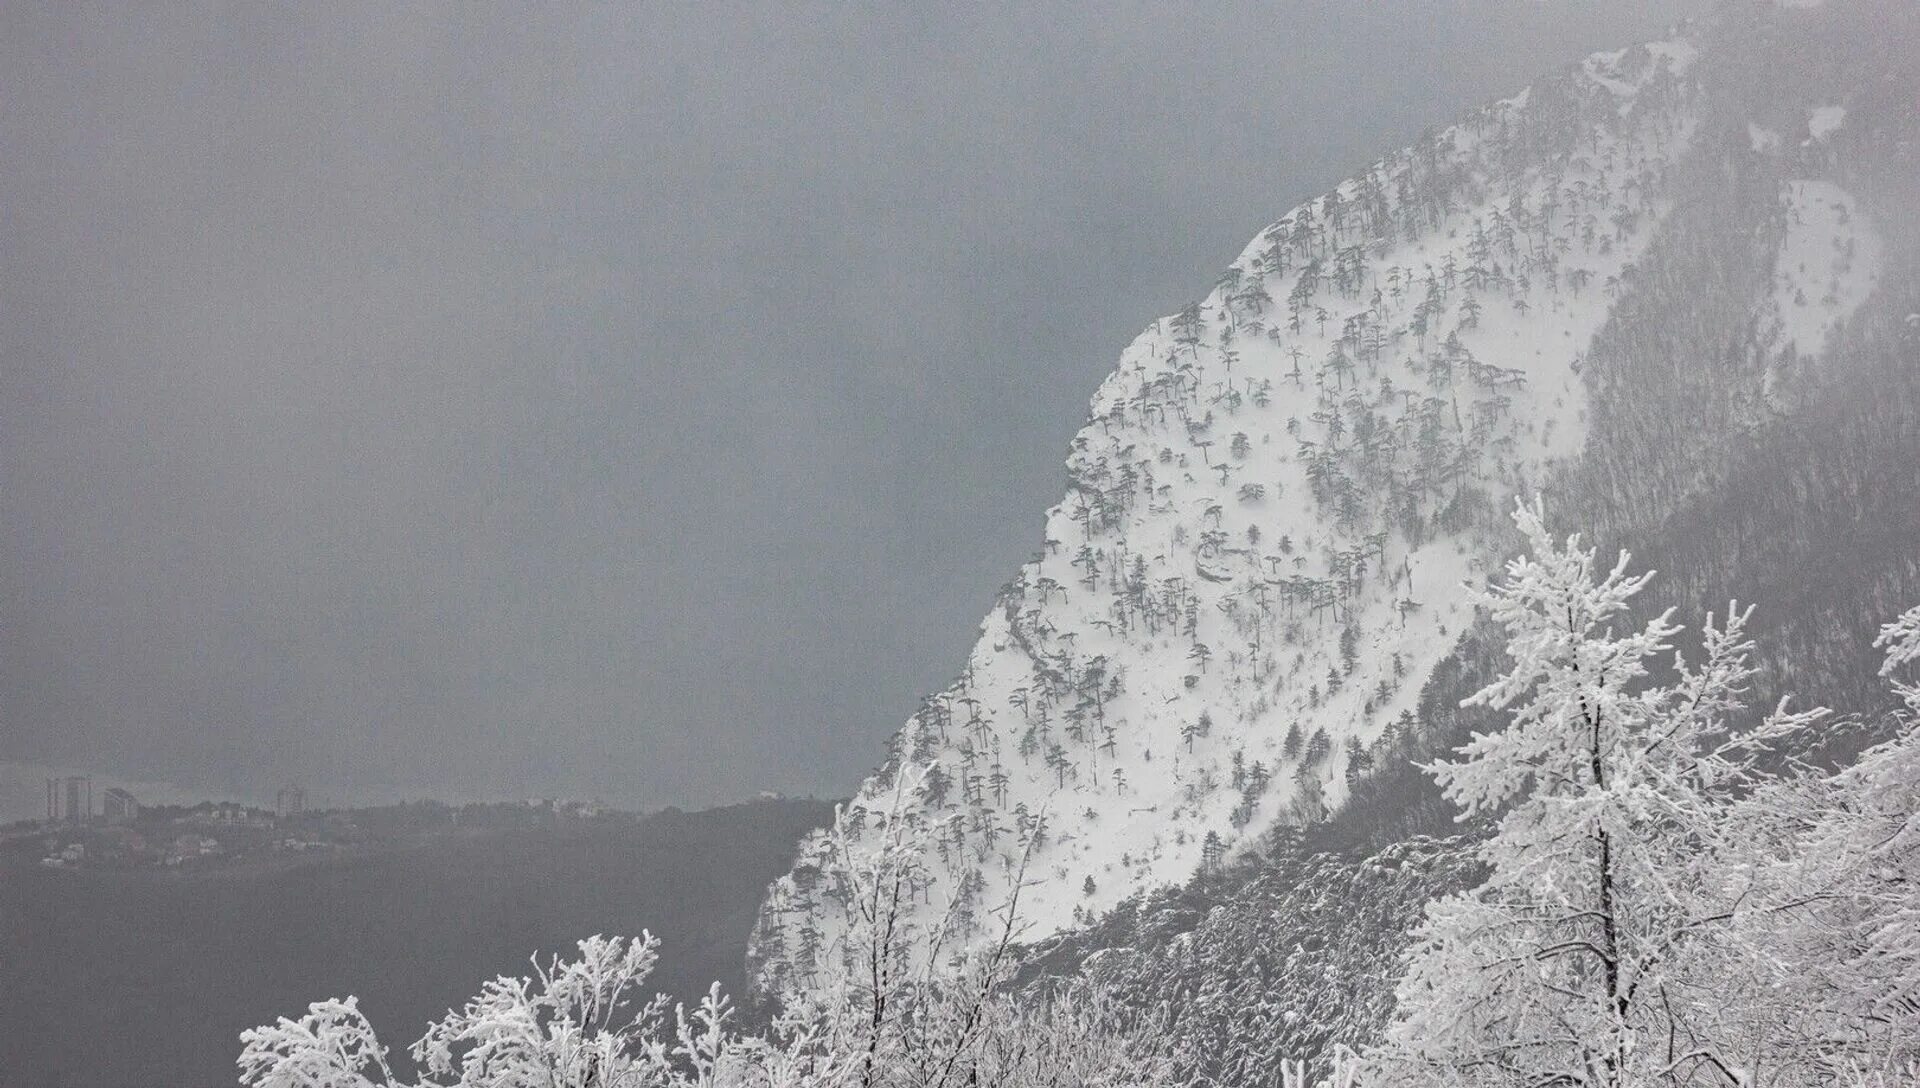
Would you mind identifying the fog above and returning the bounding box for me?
[1,2,1702,809]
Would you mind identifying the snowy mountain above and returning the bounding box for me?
[752,0,1909,995]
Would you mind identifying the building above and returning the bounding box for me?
[45,775,91,823]
[275,785,306,819]
[102,787,139,822]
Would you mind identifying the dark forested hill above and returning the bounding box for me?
[0,798,833,1088]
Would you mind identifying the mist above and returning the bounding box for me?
[2,2,1700,809]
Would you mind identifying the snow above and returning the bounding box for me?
[755,34,1709,978]
[1017,102,1680,924]
[1376,506,1857,1083]
[1808,104,1847,141]
[1581,43,1694,113]
[1647,40,1700,75]
[1768,180,1881,365]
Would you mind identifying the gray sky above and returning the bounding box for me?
[1,2,1699,809]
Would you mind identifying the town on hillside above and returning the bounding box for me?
[2,776,634,873]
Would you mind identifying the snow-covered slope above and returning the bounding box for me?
[752,16,1889,991]
[1768,180,1880,364]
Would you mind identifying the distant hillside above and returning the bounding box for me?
[0,798,833,1088]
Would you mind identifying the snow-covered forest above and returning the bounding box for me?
[237,502,1920,1085]
[234,0,1920,1084]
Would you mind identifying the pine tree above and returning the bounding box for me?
[1200,830,1226,871]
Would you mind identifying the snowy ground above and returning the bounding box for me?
[1767,179,1882,376]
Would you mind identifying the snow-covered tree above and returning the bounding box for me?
[1824,607,1920,1063]
[1699,605,1920,1080]
[238,996,402,1088]
[1372,499,1825,1087]
[238,934,702,1088]
[239,765,1167,1088]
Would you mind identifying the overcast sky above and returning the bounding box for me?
[1,2,1701,810]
